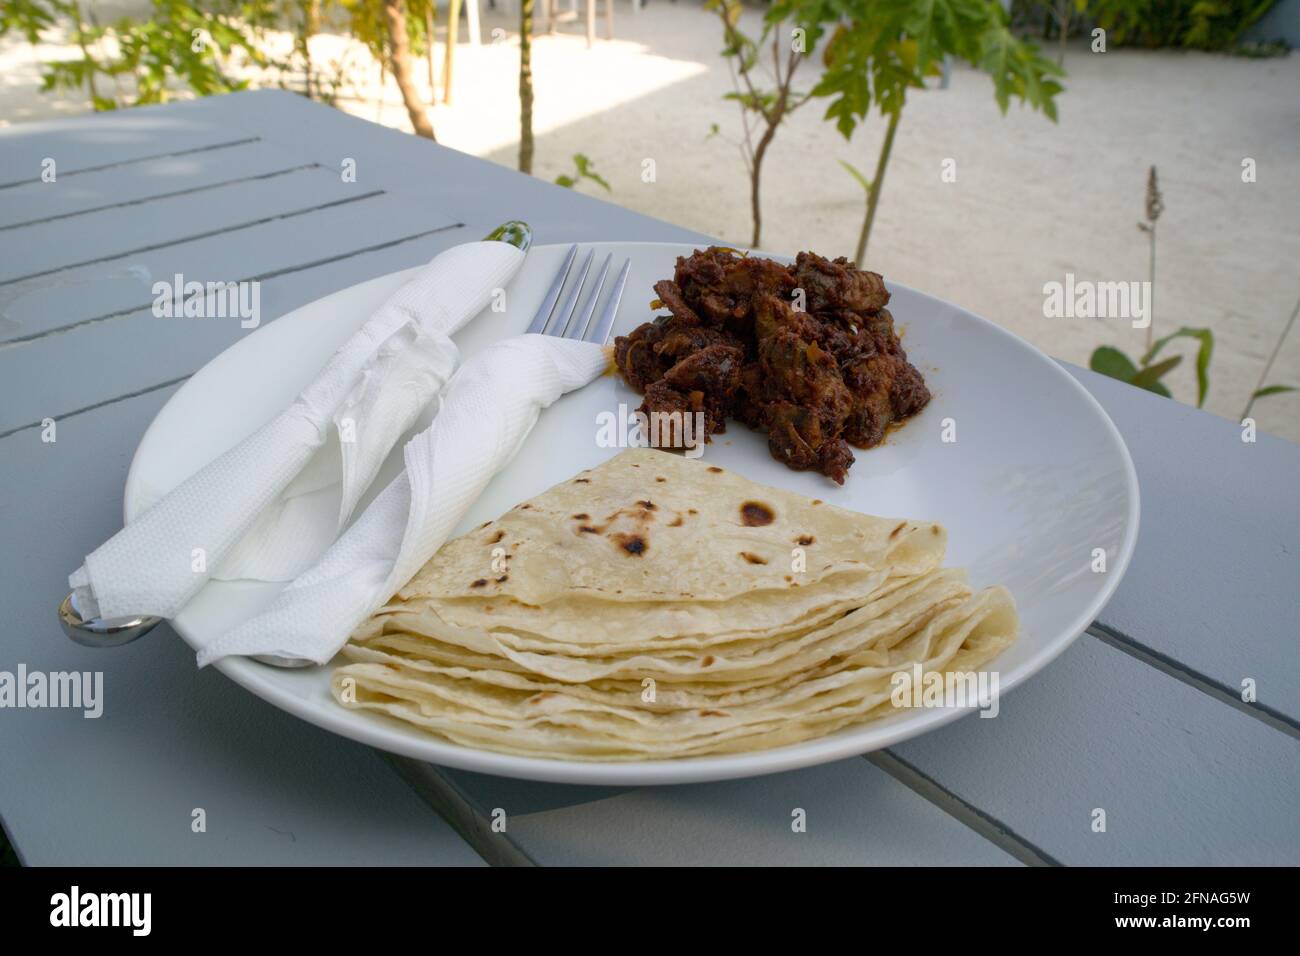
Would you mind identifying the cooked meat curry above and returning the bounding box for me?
[613,247,930,483]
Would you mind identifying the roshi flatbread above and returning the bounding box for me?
[332,448,1017,760]
[395,447,946,605]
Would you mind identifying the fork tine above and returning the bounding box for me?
[526,243,577,335]
[566,253,613,340]
[586,258,631,345]
[553,249,595,337]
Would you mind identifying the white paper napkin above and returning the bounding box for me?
[69,240,524,623]
[196,334,607,667]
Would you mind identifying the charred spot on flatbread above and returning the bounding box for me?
[740,501,775,526]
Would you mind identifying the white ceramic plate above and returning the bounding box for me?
[126,241,1139,785]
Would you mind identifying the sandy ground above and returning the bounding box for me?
[3,3,1297,442]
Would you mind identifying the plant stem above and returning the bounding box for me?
[750,126,773,248]
[299,0,319,99]
[1242,294,1300,420]
[747,33,782,248]
[715,7,801,250]
[519,0,534,174]
[1145,222,1156,353]
[855,107,900,267]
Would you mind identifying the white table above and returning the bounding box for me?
[1,91,1295,866]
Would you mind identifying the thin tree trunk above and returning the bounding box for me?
[519,0,535,174]
[855,108,900,267]
[297,0,319,98]
[443,0,462,104]
[747,68,791,249]
[425,4,437,96]
[383,0,436,139]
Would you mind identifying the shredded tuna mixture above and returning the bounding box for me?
[614,247,931,483]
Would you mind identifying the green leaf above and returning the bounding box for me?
[1251,384,1297,400]
[838,160,872,195]
[573,153,611,192]
[798,0,1064,144]
[555,154,610,192]
[1130,354,1182,391]
[1143,326,1214,407]
[1089,346,1138,382]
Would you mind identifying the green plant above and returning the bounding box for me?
[774,0,1063,266]
[1232,38,1290,57]
[1090,167,1214,402]
[1,0,60,43]
[1092,328,1213,402]
[1241,295,1299,419]
[0,1,376,111]
[1090,169,1296,414]
[555,153,611,192]
[0,0,268,110]
[706,0,811,248]
[1081,0,1279,52]
[1138,165,1163,353]
[1083,0,1190,47]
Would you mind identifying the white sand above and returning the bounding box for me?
[4,3,1297,441]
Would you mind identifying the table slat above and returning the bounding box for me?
[0,137,319,230]
[0,389,484,866]
[891,633,1300,865]
[1067,365,1300,729]
[0,109,258,187]
[426,761,1020,867]
[0,193,457,352]
[0,167,366,284]
[176,89,715,248]
[0,228,463,437]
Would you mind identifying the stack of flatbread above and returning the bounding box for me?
[332,448,1017,760]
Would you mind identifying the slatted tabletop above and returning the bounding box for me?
[1,90,1295,866]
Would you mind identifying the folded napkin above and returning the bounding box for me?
[70,240,524,623]
[196,334,607,667]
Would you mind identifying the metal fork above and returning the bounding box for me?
[527,244,631,344]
